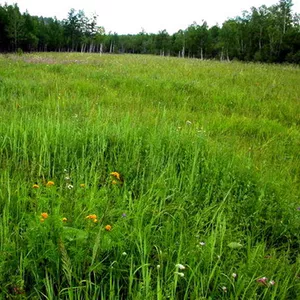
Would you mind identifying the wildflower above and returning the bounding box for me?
[80,183,86,188]
[62,217,67,222]
[157,265,161,269]
[12,286,25,295]
[232,273,237,279]
[67,184,73,189]
[186,120,192,125]
[112,180,118,185]
[257,277,268,286]
[46,181,54,187]
[175,263,186,270]
[86,214,97,220]
[41,212,49,219]
[122,252,127,256]
[105,225,112,231]
[32,184,39,188]
[269,280,275,286]
[40,218,45,223]
[174,272,184,277]
[199,242,205,246]
[222,286,227,292]
[65,176,70,181]
[122,213,127,217]
[110,172,121,180]
[93,219,98,223]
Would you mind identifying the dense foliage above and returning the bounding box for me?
[1,0,300,62]
[0,53,300,298]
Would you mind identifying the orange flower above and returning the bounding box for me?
[32,184,39,189]
[41,212,49,219]
[86,214,97,220]
[105,225,112,231]
[62,217,67,222]
[110,172,121,180]
[80,183,86,188]
[46,181,55,187]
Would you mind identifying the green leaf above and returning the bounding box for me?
[228,242,243,249]
[63,227,88,241]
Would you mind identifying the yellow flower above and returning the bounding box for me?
[32,184,39,189]
[62,217,67,222]
[110,172,121,180]
[86,214,97,220]
[112,180,117,185]
[93,219,98,223]
[40,218,45,223]
[41,212,49,219]
[80,183,86,188]
[46,181,55,187]
[105,225,112,231]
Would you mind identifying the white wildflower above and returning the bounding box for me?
[174,272,184,277]
[269,280,275,286]
[175,263,186,270]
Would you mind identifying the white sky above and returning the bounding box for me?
[1,0,300,34]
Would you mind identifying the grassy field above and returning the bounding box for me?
[0,53,299,299]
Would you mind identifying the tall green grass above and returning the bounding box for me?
[0,53,299,299]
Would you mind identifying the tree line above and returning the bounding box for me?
[1,0,300,63]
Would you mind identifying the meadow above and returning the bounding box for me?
[0,53,299,299]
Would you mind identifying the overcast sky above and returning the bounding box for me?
[1,0,300,34]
